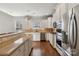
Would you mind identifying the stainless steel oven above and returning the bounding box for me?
[56,20,62,47]
[56,13,71,56]
[56,32,62,47]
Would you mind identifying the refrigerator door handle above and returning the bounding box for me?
[69,16,73,48]
[68,14,72,49]
[68,8,77,49]
[73,14,77,49]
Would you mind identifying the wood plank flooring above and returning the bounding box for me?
[30,41,60,56]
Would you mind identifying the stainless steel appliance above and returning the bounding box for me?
[56,32,62,47]
[60,11,71,56]
[56,21,63,52]
[61,5,79,56]
[55,20,69,56]
[53,20,62,48]
[68,5,79,56]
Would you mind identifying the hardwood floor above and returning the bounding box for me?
[30,41,60,56]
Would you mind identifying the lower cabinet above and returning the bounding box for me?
[24,39,32,56]
[28,39,32,55]
[11,39,32,56]
[11,44,25,56]
[24,39,29,56]
[32,33,40,41]
[46,33,56,48]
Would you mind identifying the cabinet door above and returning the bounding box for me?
[24,40,29,56]
[11,44,25,56]
[28,39,32,55]
[53,34,56,48]
[33,33,40,41]
[50,34,54,46]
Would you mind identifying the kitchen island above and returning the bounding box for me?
[0,31,32,56]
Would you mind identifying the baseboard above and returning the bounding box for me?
[32,41,47,42]
[40,40,46,42]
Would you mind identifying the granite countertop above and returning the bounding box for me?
[0,33,32,56]
[0,31,23,38]
[24,28,57,33]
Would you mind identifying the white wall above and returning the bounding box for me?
[0,11,16,34]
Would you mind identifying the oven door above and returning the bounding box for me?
[56,32,62,47]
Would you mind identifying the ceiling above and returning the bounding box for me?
[0,3,58,16]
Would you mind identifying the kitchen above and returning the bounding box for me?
[0,3,79,56]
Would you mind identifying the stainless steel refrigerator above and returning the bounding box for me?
[62,4,79,56]
[62,10,71,56]
[68,5,79,56]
